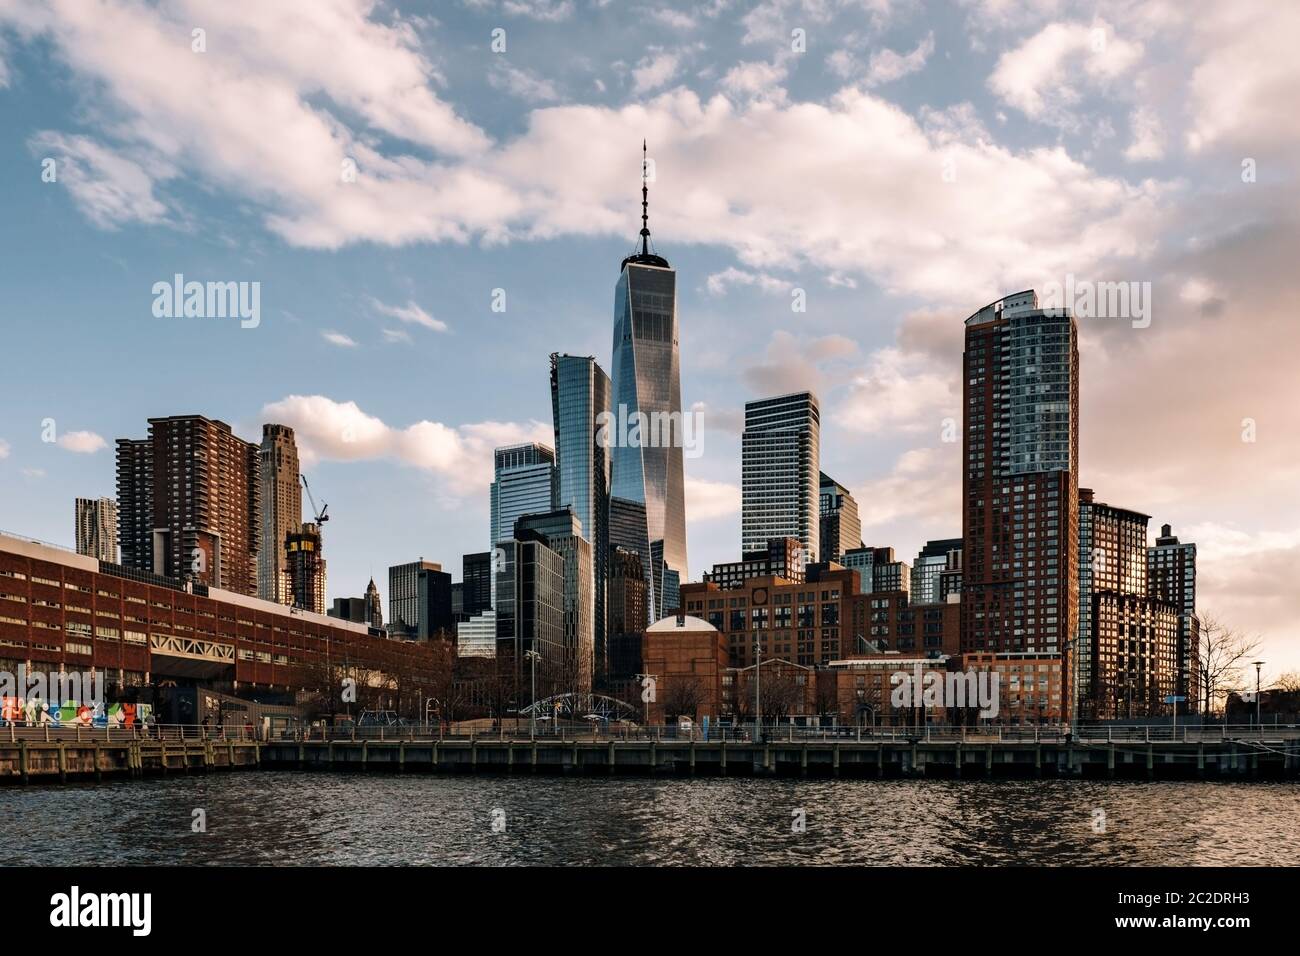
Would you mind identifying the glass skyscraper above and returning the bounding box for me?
[742,392,821,563]
[608,151,688,626]
[489,442,557,549]
[550,353,611,682]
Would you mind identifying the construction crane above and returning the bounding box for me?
[301,474,329,524]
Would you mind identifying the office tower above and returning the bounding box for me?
[705,537,806,589]
[742,392,821,564]
[607,546,648,643]
[1076,489,1151,717]
[329,596,367,623]
[841,546,910,595]
[1148,523,1199,706]
[74,497,118,563]
[608,143,688,626]
[258,424,301,605]
[490,443,557,549]
[516,508,594,693]
[912,538,963,605]
[961,291,1079,685]
[115,415,261,594]
[416,565,454,639]
[285,522,326,614]
[365,577,383,629]
[461,552,493,617]
[388,559,441,631]
[551,353,612,685]
[494,531,566,695]
[819,473,861,563]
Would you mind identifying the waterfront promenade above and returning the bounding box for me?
[2,722,1298,782]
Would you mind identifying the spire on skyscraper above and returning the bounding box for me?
[622,140,669,271]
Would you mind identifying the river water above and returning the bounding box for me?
[3,773,1296,865]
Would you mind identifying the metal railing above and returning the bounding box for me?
[3,722,259,743]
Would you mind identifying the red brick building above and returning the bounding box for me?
[640,614,729,725]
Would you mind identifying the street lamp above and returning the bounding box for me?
[1252,660,1264,728]
[753,639,762,743]
[524,649,540,738]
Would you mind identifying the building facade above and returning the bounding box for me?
[387,560,441,631]
[704,537,806,590]
[842,546,911,596]
[608,173,688,627]
[490,443,557,552]
[912,538,963,605]
[961,291,1079,715]
[115,415,261,595]
[74,497,118,563]
[550,353,611,683]
[284,522,326,615]
[515,508,595,693]
[742,392,821,564]
[1148,523,1199,708]
[818,472,862,563]
[257,424,300,605]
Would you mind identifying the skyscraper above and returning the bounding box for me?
[285,522,327,614]
[961,291,1080,706]
[818,473,861,563]
[742,392,821,564]
[388,559,441,631]
[608,143,688,626]
[115,415,260,594]
[490,443,557,549]
[365,576,383,629]
[550,353,612,682]
[258,423,301,605]
[461,552,493,618]
[516,508,594,693]
[1148,523,1199,708]
[74,497,118,563]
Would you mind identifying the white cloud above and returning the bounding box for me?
[838,346,955,434]
[989,20,1142,127]
[57,430,107,454]
[28,132,170,229]
[322,330,359,348]
[260,395,551,497]
[864,31,934,87]
[370,298,448,332]
[1123,106,1164,161]
[685,475,740,521]
[488,62,560,103]
[0,439,10,459]
[705,266,788,296]
[500,0,575,21]
[633,52,681,94]
[719,59,788,102]
[381,328,412,344]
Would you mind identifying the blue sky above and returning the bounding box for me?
[1,0,1298,676]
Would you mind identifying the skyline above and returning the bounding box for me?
[0,0,1297,678]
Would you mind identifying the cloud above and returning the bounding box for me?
[685,475,740,521]
[719,59,789,102]
[989,20,1142,127]
[632,52,681,94]
[1123,106,1164,161]
[260,394,551,497]
[0,439,9,459]
[864,31,934,87]
[742,330,859,396]
[369,297,448,332]
[322,330,359,348]
[488,62,561,103]
[837,346,956,434]
[496,0,575,21]
[57,430,107,454]
[22,468,46,480]
[382,328,413,344]
[28,132,170,229]
[705,266,788,296]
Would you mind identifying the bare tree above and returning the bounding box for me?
[1197,614,1262,717]
[661,675,704,720]
[1275,671,1300,694]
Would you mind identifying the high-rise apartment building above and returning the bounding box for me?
[961,292,1080,706]
[912,538,963,605]
[74,497,118,563]
[841,546,911,596]
[704,537,806,590]
[258,424,301,605]
[818,472,861,563]
[490,443,557,549]
[550,353,611,683]
[516,508,594,693]
[388,559,441,631]
[1148,523,1199,707]
[608,146,688,626]
[742,392,821,564]
[115,415,260,594]
[285,521,327,614]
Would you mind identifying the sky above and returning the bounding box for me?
[0,0,1297,679]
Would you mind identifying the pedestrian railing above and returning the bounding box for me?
[3,722,260,743]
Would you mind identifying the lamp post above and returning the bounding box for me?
[753,639,762,743]
[1252,660,1264,729]
[524,649,539,738]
